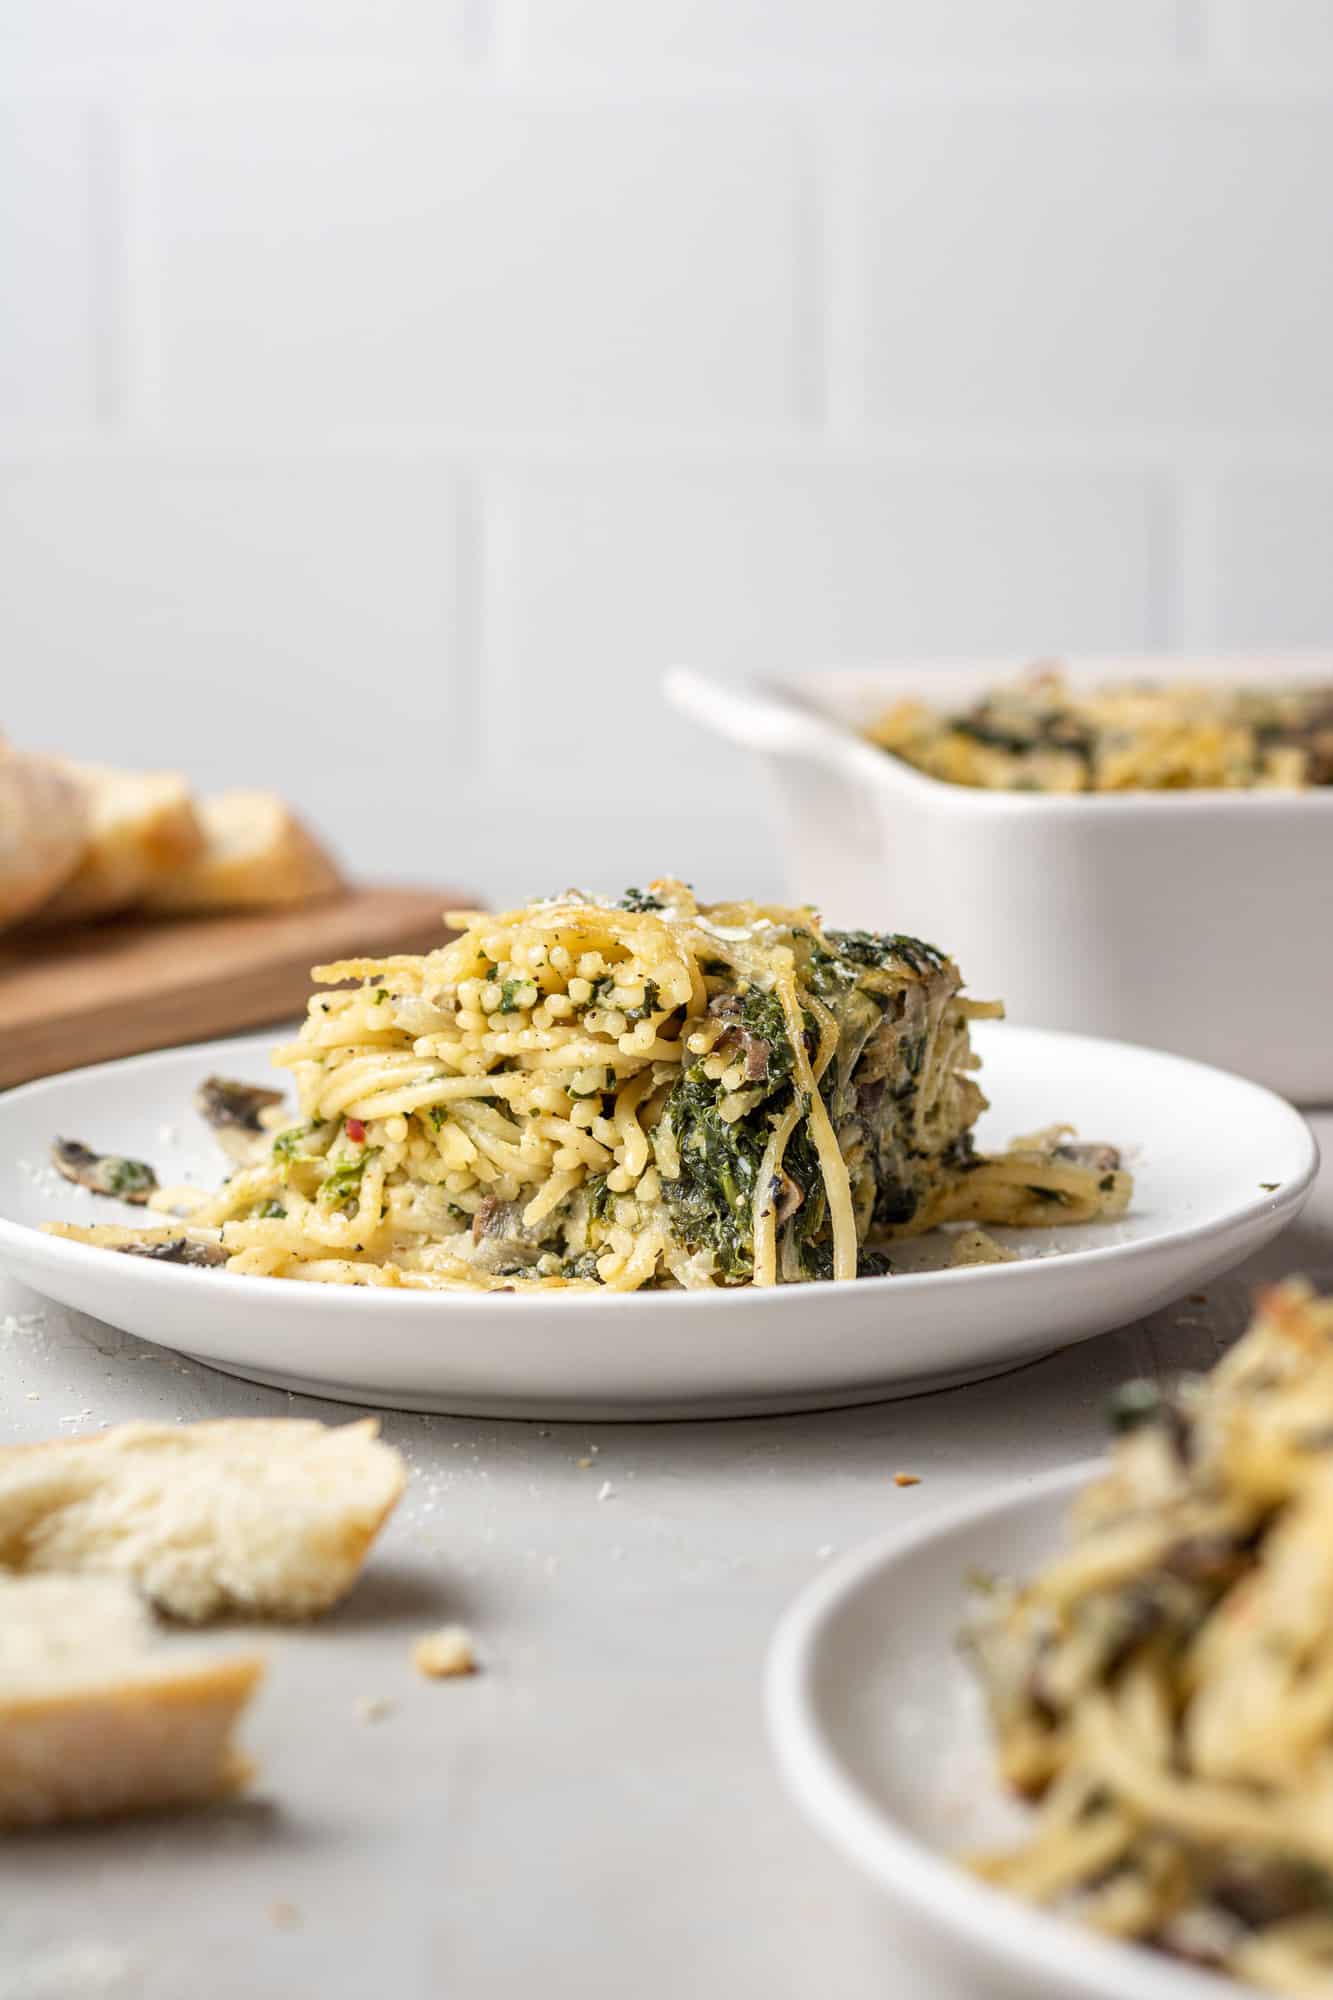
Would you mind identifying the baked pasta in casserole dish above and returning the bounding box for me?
[869,666,1333,794]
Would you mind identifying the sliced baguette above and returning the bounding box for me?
[35,762,204,925]
[0,1574,262,1828]
[0,744,87,933]
[143,790,343,914]
[0,1418,405,1624]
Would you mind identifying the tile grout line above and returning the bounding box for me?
[453,463,487,795]
[792,104,827,433]
[1173,460,1221,652]
[117,106,163,439]
[87,101,124,431]
[1154,462,1184,652]
[463,0,495,70]
[470,464,515,795]
[1175,0,1213,74]
[817,109,865,442]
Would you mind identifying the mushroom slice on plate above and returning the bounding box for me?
[50,1139,158,1205]
[195,1076,287,1165]
[120,1236,229,1268]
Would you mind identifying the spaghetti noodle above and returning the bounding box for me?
[969,1280,1333,1994]
[48,882,1129,1292]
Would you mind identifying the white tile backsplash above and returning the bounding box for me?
[0,104,100,433]
[1198,464,1333,648]
[137,98,810,433]
[1,3,1331,906]
[487,456,1164,796]
[0,0,471,87]
[0,455,463,847]
[856,99,1333,434]
[501,0,1186,80]
[1207,0,1333,74]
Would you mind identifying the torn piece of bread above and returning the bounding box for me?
[0,744,87,934]
[0,1574,262,1828]
[143,790,343,914]
[35,762,204,925]
[0,1418,405,1623]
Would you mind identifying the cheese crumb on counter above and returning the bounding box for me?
[412,1625,477,1679]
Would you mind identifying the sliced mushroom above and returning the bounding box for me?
[468,1196,549,1271]
[51,1139,158,1205]
[196,1076,288,1165]
[472,1195,516,1244]
[708,995,772,1082]
[772,1170,805,1226]
[119,1236,229,1268]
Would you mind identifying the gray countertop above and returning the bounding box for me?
[2,1114,1331,2000]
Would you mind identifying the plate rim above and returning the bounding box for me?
[764,1460,1249,2000]
[0,1021,1317,1315]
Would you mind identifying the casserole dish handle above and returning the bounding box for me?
[663,669,858,768]
[663,670,882,903]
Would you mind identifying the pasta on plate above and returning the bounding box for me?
[968,1281,1333,1995]
[48,881,1128,1292]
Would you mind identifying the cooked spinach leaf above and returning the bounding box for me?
[658,1063,771,1280]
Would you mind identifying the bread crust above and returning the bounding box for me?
[35,764,205,924]
[0,1576,264,1829]
[0,1654,263,1827]
[0,746,87,933]
[143,791,343,914]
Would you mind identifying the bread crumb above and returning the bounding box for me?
[356,1695,395,1722]
[576,1457,593,1469]
[893,1472,921,1488]
[412,1625,477,1679]
[268,1901,302,1930]
[949,1226,1017,1268]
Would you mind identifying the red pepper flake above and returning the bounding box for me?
[346,1119,367,1144]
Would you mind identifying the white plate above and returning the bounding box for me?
[766,1464,1241,2000]
[0,1024,1316,1421]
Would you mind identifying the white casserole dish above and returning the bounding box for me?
[666,657,1333,1103]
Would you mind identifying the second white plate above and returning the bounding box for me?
[765,1464,1237,2000]
[0,1023,1316,1419]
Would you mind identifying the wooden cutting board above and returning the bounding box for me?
[0,884,475,1088]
